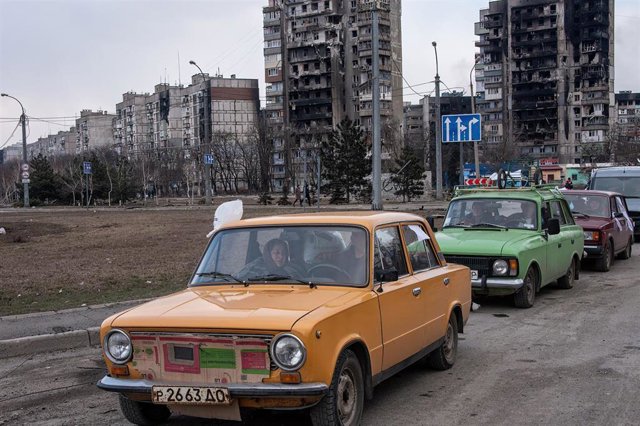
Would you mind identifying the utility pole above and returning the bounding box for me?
[371,4,383,210]
[189,60,212,205]
[1,93,29,207]
[470,57,481,179]
[432,42,443,200]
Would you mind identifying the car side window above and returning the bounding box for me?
[550,201,567,225]
[560,200,575,225]
[615,196,628,215]
[402,224,438,272]
[610,197,619,216]
[374,227,408,281]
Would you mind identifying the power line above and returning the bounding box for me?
[1,120,21,149]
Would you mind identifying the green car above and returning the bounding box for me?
[435,187,584,308]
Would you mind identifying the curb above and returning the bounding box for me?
[0,327,101,359]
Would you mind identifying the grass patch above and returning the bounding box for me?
[0,273,190,316]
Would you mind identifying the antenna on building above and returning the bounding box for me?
[178,50,182,86]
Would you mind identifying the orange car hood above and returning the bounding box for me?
[109,286,357,331]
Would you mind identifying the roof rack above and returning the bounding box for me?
[453,184,562,198]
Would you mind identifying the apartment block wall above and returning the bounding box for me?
[475,0,615,164]
[76,110,116,154]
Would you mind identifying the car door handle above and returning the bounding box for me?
[571,239,575,244]
[443,277,450,286]
[412,287,422,297]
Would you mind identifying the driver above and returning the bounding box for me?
[335,231,367,284]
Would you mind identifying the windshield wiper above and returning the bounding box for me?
[443,224,470,228]
[572,210,590,218]
[246,274,316,288]
[469,223,508,230]
[195,271,244,283]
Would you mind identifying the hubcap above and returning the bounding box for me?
[337,367,357,424]
[526,270,535,302]
[443,322,455,362]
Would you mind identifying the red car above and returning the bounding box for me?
[563,190,634,271]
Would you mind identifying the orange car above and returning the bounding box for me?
[97,208,471,425]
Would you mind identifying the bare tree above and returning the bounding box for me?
[0,160,20,205]
[609,120,640,165]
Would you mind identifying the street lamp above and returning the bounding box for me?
[189,60,212,204]
[469,56,482,180]
[432,42,443,200]
[1,93,29,207]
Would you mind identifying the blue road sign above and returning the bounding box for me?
[442,113,482,143]
[83,161,92,174]
[204,154,215,165]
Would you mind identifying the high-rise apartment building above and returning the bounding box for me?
[114,76,259,158]
[29,128,77,158]
[76,110,117,154]
[475,0,614,164]
[263,0,403,190]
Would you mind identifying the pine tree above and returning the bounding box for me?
[390,147,425,202]
[29,154,61,204]
[321,118,371,204]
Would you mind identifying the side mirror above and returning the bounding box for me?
[427,216,437,232]
[547,218,561,235]
[375,268,399,283]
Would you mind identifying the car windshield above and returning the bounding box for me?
[564,194,610,218]
[443,198,538,230]
[592,177,640,197]
[191,225,369,287]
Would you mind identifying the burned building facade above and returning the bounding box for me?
[263,0,403,190]
[475,0,614,164]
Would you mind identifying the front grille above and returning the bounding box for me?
[445,255,492,277]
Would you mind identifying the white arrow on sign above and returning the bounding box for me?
[456,117,467,142]
[444,117,451,142]
[469,117,479,137]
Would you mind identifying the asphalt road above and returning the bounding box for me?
[1,251,639,426]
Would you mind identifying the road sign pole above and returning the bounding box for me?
[371,5,382,211]
[459,138,464,186]
[433,42,443,201]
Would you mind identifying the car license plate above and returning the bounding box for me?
[152,386,231,405]
[471,270,478,280]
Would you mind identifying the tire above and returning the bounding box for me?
[596,243,614,272]
[514,266,537,308]
[617,238,632,260]
[557,258,576,289]
[118,394,171,426]
[497,169,507,189]
[427,313,458,370]
[310,349,364,426]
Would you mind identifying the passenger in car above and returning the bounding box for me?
[335,231,368,284]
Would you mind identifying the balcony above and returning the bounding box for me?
[484,17,503,29]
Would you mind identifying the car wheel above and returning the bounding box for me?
[596,243,614,272]
[427,313,458,370]
[617,238,632,260]
[557,258,575,289]
[119,394,170,426]
[514,266,537,308]
[310,349,364,426]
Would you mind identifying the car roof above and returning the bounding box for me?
[452,186,563,202]
[563,189,622,197]
[592,166,640,177]
[218,211,426,231]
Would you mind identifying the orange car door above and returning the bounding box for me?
[374,226,426,370]
[402,224,449,345]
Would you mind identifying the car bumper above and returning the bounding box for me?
[472,277,524,290]
[97,376,328,398]
[584,245,604,257]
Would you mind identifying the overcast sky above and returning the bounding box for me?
[1,0,639,148]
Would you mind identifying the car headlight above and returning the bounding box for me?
[492,259,508,276]
[104,329,132,364]
[270,334,306,371]
[583,231,600,242]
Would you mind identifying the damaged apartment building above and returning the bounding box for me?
[263,0,403,190]
[475,0,614,164]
